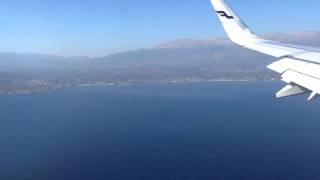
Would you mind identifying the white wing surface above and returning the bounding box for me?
[210,0,320,100]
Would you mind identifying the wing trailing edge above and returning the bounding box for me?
[276,84,310,98]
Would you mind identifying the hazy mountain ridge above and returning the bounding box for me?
[155,31,320,49]
[1,31,319,70]
[0,31,320,94]
[94,31,320,72]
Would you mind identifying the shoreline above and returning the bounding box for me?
[0,79,280,96]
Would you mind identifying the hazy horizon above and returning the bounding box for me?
[0,0,319,56]
[0,30,317,58]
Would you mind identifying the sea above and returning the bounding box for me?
[0,81,320,180]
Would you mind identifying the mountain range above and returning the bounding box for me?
[1,31,320,94]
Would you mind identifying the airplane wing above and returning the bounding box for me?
[210,0,320,101]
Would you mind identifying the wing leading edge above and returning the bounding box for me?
[210,0,320,101]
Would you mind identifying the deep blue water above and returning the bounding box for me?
[1,81,320,180]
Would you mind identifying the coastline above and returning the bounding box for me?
[0,79,280,96]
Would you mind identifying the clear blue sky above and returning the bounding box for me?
[0,0,319,57]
